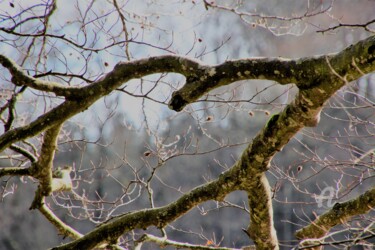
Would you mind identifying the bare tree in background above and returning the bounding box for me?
[0,1,374,249]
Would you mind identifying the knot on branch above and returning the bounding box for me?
[368,45,375,55]
[168,93,187,111]
[11,75,26,86]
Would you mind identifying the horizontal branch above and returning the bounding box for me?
[318,18,375,33]
[1,35,374,154]
[295,186,375,240]
[0,166,31,177]
[169,35,375,111]
[2,35,373,108]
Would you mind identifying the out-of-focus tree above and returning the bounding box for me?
[0,1,374,249]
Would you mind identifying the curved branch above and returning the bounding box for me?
[2,35,373,107]
[0,55,201,152]
[0,35,374,249]
[169,35,375,111]
[0,35,373,152]
[0,100,89,153]
[9,144,37,163]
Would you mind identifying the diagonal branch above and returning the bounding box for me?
[0,100,91,153]
[39,203,83,239]
[0,35,374,249]
[0,54,76,97]
[50,172,240,250]
[295,186,375,241]
[49,71,354,250]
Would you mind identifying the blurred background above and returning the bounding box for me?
[0,0,374,249]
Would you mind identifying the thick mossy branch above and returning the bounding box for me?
[29,123,62,209]
[243,174,278,250]
[50,170,242,250]
[0,34,374,250]
[49,80,337,249]
[0,36,374,153]
[50,34,375,248]
[0,166,31,177]
[169,35,375,111]
[295,186,375,240]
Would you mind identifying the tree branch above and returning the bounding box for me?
[169,35,375,111]
[1,35,374,153]
[9,144,37,163]
[295,186,375,240]
[30,123,62,209]
[49,67,348,249]
[0,166,31,177]
[16,35,368,249]
[318,18,375,33]
[0,100,90,153]
[50,171,240,249]
[0,54,76,97]
[242,174,278,249]
[0,34,374,250]
[39,203,83,240]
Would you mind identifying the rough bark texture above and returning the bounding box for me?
[0,35,374,250]
[295,187,375,240]
[29,123,62,209]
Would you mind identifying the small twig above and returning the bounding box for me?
[318,18,375,33]
[137,233,243,250]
